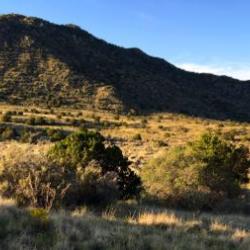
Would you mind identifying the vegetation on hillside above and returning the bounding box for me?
[0,104,249,249]
[0,204,249,250]
[142,131,250,210]
[0,14,250,121]
[0,130,141,209]
[0,12,249,250]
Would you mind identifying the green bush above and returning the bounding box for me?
[142,131,250,210]
[46,129,66,142]
[0,130,141,209]
[49,129,142,199]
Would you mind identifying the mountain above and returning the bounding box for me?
[0,14,250,121]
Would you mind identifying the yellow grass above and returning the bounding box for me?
[1,103,249,167]
[0,103,249,249]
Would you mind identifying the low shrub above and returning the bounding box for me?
[0,130,142,209]
[0,152,72,210]
[1,111,12,122]
[19,129,33,143]
[26,116,48,126]
[26,116,36,125]
[46,129,66,142]
[142,131,250,210]
[0,127,18,141]
[132,133,142,141]
[63,162,120,206]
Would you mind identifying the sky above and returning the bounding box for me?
[1,0,250,80]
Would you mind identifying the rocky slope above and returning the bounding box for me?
[0,14,250,121]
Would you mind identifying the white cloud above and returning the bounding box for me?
[177,63,250,81]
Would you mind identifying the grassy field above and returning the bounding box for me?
[0,103,249,167]
[0,103,249,249]
[0,200,249,250]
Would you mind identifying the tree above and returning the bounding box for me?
[49,129,141,199]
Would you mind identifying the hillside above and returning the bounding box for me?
[0,14,250,121]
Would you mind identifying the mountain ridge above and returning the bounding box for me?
[0,14,250,121]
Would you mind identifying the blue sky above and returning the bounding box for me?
[1,0,250,80]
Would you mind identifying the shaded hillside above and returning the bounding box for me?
[0,14,250,121]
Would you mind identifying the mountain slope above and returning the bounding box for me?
[0,14,250,121]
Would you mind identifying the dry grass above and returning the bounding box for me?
[1,104,249,168]
[0,104,249,249]
[0,200,249,249]
[0,141,51,171]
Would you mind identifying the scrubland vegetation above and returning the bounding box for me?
[0,104,249,249]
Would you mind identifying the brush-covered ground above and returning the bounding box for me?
[1,199,250,250]
[0,104,249,249]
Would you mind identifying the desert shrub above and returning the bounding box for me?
[114,114,120,120]
[30,108,39,114]
[94,116,101,123]
[141,118,148,128]
[71,119,79,126]
[19,129,48,143]
[0,127,18,141]
[157,115,163,122]
[49,130,142,199]
[164,132,171,138]
[76,111,83,116]
[10,111,17,115]
[26,116,36,125]
[1,111,12,122]
[155,140,168,147]
[26,116,48,126]
[19,129,33,143]
[0,152,72,210]
[35,116,47,125]
[217,123,224,128]
[56,114,62,120]
[222,129,239,141]
[158,125,164,130]
[79,118,86,125]
[63,162,120,206]
[177,126,189,133]
[142,131,250,210]
[0,142,122,208]
[132,133,142,141]
[46,129,66,142]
